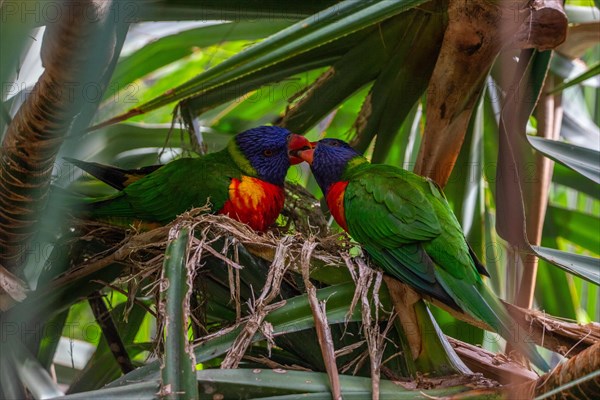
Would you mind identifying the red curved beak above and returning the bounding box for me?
[298,141,317,164]
[297,148,314,165]
[287,134,313,165]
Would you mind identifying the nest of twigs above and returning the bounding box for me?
[36,195,600,393]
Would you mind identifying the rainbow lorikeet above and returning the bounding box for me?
[67,126,311,231]
[297,138,548,370]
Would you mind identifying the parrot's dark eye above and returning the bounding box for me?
[330,141,339,146]
[263,149,274,157]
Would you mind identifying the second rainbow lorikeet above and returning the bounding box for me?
[67,126,311,231]
[296,138,548,370]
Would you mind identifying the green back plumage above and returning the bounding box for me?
[342,162,548,369]
[88,149,243,223]
[343,163,466,307]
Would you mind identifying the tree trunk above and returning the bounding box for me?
[0,0,118,273]
[415,0,567,186]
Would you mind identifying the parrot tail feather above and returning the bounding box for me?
[64,157,161,190]
[435,268,550,372]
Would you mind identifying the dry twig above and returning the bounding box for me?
[344,255,394,400]
[220,237,293,369]
[301,240,342,400]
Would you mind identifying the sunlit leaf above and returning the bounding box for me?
[93,0,429,127]
[106,21,293,100]
[527,136,600,184]
[553,162,600,200]
[549,62,600,93]
[564,4,600,23]
[545,205,600,254]
[68,302,149,393]
[532,246,600,285]
[561,106,600,150]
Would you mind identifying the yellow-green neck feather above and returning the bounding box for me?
[227,139,258,177]
[341,155,369,179]
[347,156,368,169]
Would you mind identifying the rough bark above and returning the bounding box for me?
[509,342,600,399]
[0,0,117,272]
[533,342,600,399]
[425,293,600,358]
[448,337,538,384]
[415,0,567,186]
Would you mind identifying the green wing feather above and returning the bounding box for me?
[344,164,459,306]
[87,151,241,224]
[343,164,548,370]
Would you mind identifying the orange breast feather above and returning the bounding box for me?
[326,181,349,232]
[219,176,285,231]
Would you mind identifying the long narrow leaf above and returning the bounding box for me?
[68,344,151,395]
[548,62,600,93]
[546,206,600,254]
[553,163,600,200]
[36,310,69,370]
[281,14,411,133]
[106,21,293,100]
[368,8,445,160]
[0,350,27,399]
[181,57,336,119]
[11,341,64,399]
[160,227,197,399]
[195,369,469,399]
[137,1,339,21]
[194,281,377,363]
[527,136,600,184]
[532,246,600,285]
[92,0,428,127]
[561,107,600,150]
[495,49,552,246]
[56,381,160,400]
[68,302,150,393]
